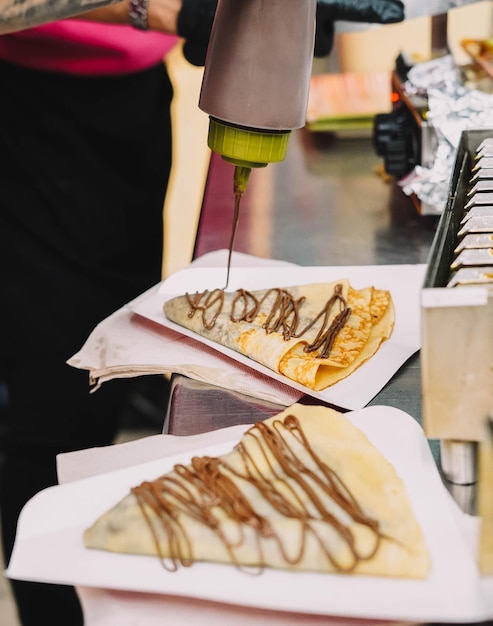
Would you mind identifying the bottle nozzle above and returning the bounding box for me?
[234,166,252,197]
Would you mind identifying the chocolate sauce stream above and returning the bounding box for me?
[224,193,242,290]
[131,415,392,573]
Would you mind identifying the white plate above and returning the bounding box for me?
[130,264,426,410]
[6,406,490,623]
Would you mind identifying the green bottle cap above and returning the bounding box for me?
[207,117,291,168]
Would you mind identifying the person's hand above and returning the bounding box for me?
[177,0,405,67]
[315,0,405,57]
[177,0,217,66]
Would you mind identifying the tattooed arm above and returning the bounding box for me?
[0,0,181,34]
[0,0,216,66]
[74,0,181,33]
[0,0,120,33]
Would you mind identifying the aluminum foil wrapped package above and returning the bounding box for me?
[403,54,463,97]
[398,55,493,215]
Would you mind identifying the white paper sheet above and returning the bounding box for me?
[130,264,426,410]
[6,406,491,623]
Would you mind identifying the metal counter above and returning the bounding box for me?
[165,128,439,440]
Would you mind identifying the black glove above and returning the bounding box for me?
[177,0,218,66]
[315,0,405,57]
[177,0,404,67]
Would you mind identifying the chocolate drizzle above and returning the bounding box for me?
[185,289,224,329]
[131,415,390,573]
[185,284,352,360]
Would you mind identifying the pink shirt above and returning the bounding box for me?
[0,21,178,76]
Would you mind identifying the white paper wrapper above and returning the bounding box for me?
[6,406,493,624]
[69,251,426,410]
[130,262,426,410]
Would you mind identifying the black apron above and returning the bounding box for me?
[0,58,173,625]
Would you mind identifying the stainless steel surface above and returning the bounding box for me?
[195,130,438,267]
[440,440,478,514]
[165,377,286,436]
[443,481,477,515]
[440,440,478,484]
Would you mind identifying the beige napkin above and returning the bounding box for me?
[67,250,302,407]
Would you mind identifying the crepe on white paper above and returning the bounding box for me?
[6,406,492,624]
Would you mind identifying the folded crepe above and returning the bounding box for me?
[84,403,430,579]
[162,281,395,390]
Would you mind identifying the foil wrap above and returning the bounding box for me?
[398,55,493,215]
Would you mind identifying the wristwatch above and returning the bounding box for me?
[128,0,149,30]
